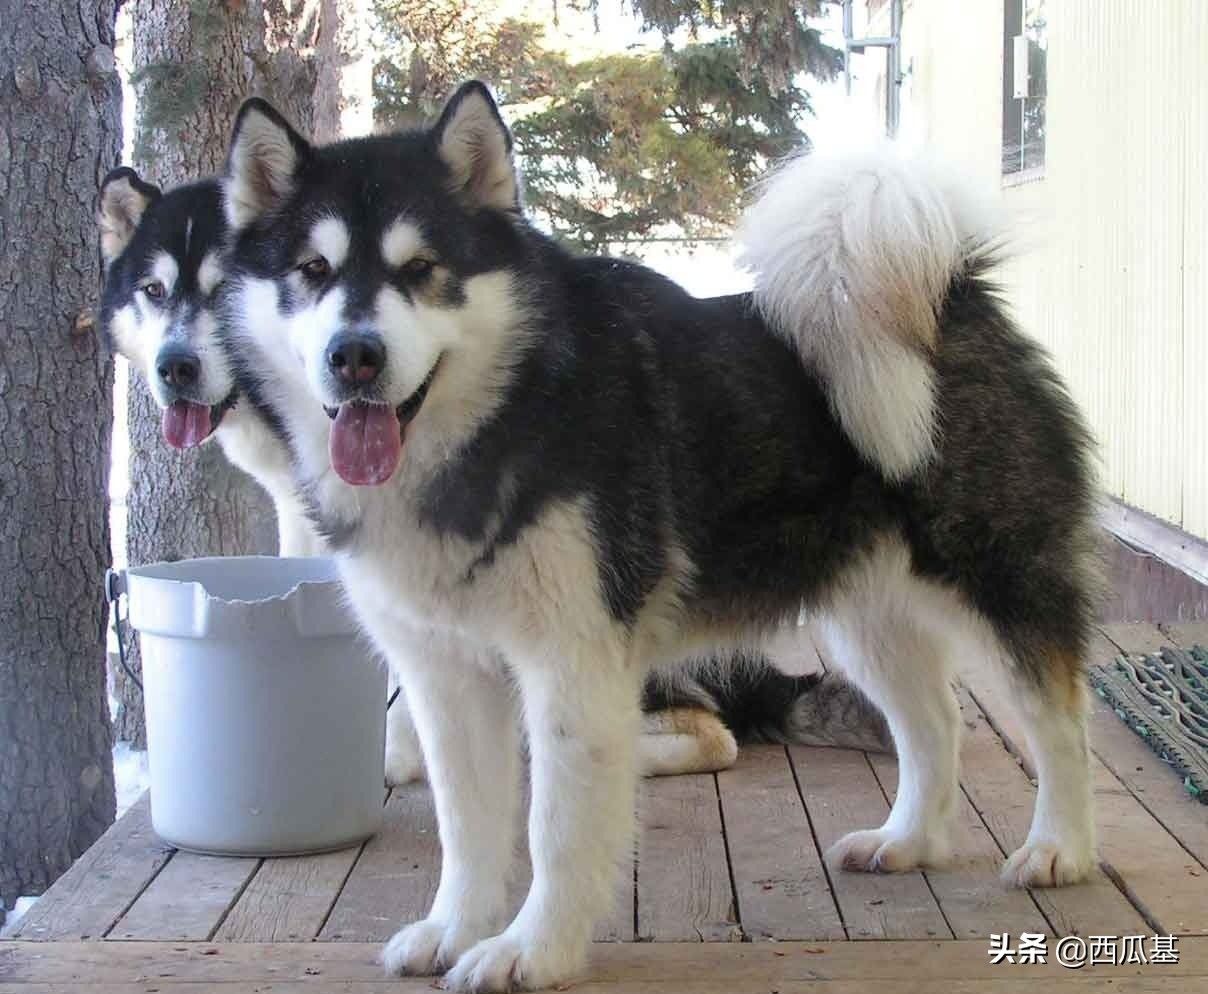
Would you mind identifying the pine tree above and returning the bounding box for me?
[373,0,841,248]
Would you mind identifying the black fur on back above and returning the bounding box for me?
[416,242,1097,686]
[219,127,1100,692]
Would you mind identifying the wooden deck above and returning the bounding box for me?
[4,622,1208,992]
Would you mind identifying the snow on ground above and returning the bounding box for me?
[0,896,38,938]
[113,740,151,817]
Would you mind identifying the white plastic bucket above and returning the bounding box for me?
[122,556,385,856]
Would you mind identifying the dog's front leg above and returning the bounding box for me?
[446,640,641,992]
[379,630,522,978]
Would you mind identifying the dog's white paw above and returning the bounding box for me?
[826,827,949,874]
[380,917,490,976]
[1002,840,1096,888]
[444,926,585,993]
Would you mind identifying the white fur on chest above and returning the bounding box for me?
[337,489,612,661]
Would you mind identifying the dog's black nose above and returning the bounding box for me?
[156,348,200,388]
[328,333,385,385]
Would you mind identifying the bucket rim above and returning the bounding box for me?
[123,555,344,608]
[121,555,357,639]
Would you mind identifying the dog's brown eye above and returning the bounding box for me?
[300,256,331,280]
[142,281,165,300]
[402,257,435,278]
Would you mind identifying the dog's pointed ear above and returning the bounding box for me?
[225,98,312,230]
[432,81,520,212]
[99,167,161,264]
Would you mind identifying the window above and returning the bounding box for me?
[1002,0,1047,179]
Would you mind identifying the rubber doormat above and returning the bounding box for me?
[1090,645,1208,804]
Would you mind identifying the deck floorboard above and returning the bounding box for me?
[9,797,171,942]
[788,745,952,940]
[636,773,739,942]
[318,786,440,942]
[717,745,845,941]
[9,640,1208,987]
[3,939,1206,990]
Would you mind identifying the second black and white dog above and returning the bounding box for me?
[211,81,1095,991]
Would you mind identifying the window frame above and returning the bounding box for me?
[1001,0,1047,183]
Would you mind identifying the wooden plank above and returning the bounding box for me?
[868,737,1049,939]
[1099,622,1169,657]
[10,795,171,941]
[964,674,1208,937]
[5,939,1207,985]
[1092,755,1208,935]
[1084,631,1208,872]
[213,846,363,941]
[716,745,844,941]
[1103,534,1208,624]
[1102,498,1208,590]
[788,746,951,940]
[106,852,258,941]
[954,687,1148,937]
[636,773,739,942]
[1075,628,1208,936]
[319,785,440,942]
[1159,621,1208,648]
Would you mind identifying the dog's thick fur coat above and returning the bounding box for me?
[217,83,1099,992]
[96,168,889,789]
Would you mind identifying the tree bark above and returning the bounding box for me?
[114,0,373,746]
[0,0,122,921]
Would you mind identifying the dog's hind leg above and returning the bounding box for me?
[379,630,522,978]
[998,652,1096,887]
[809,541,963,873]
[446,638,641,992]
[818,606,960,874]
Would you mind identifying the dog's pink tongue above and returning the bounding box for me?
[330,404,402,486]
[161,401,212,449]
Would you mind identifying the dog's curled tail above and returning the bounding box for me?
[737,145,997,481]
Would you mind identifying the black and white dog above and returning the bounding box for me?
[210,80,1098,990]
[98,171,321,556]
[97,167,891,786]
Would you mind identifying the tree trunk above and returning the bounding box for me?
[114,0,373,746]
[313,0,374,142]
[0,0,122,921]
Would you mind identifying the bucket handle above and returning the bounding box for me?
[105,568,143,694]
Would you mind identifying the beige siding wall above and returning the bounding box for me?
[888,0,1208,536]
